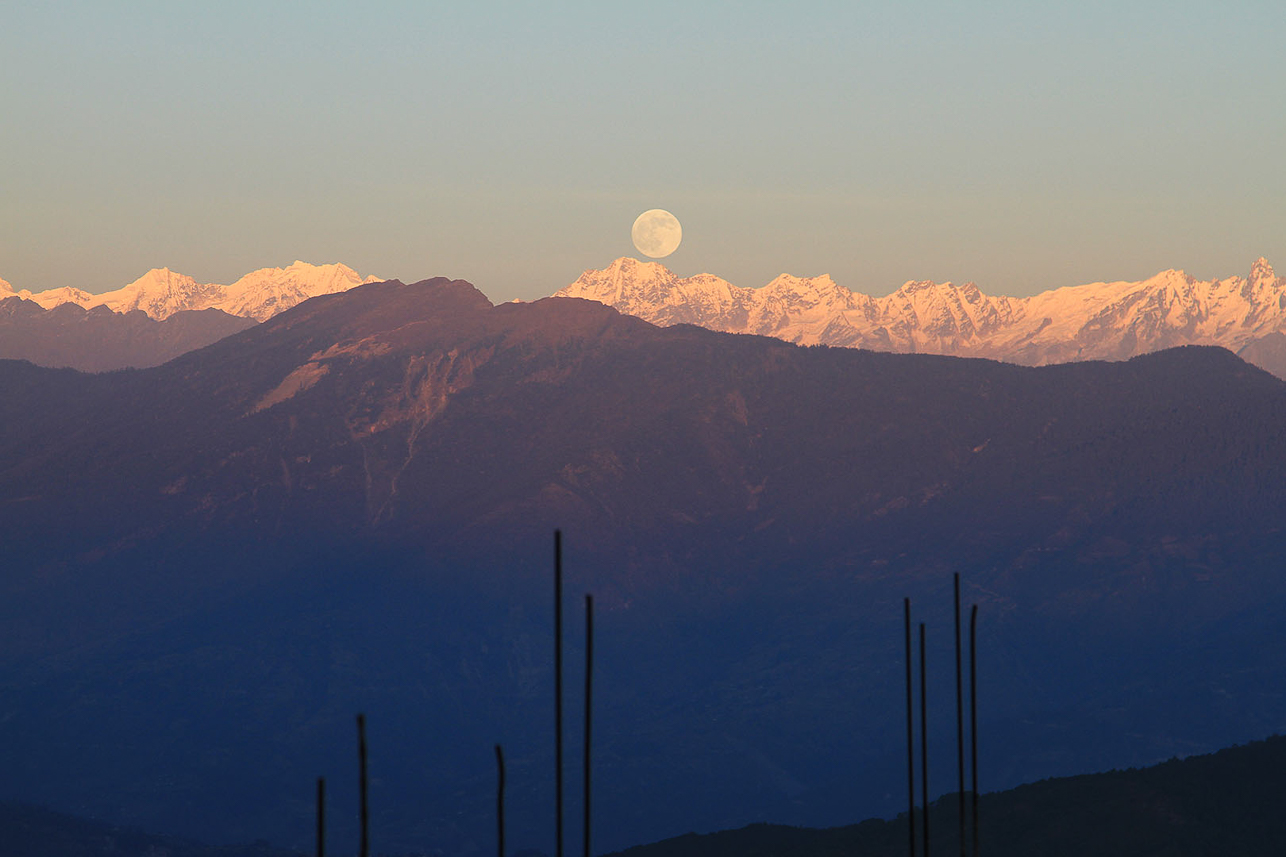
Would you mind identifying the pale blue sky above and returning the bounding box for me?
[2,1,1282,301]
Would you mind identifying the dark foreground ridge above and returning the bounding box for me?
[0,801,297,857]
[610,735,1286,857]
[5,735,1282,857]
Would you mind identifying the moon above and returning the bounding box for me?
[631,209,682,258]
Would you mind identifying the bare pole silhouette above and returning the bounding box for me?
[554,530,565,857]
[920,622,929,857]
[584,594,594,857]
[970,604,979,857]
[315,777,325,857]
[357,714,369,857]
[904,598,916,857]
[955,575,965,857]
[496,744,506,857]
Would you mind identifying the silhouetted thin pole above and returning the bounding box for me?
[357,714,369,857]
[955,575,965,857]
[584,594,594,857]
[315,777,325,857]
[904,598,916,857]
[920,622,929,857]
[970,604,979,857]
[554,530,564,857]
[496,744,506,857]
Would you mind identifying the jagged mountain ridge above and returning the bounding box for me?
[5,260,381,322]
[556,256,1286,368]
[12,256,1284,367]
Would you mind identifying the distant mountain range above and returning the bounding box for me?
[0,261,380,370]
[6,257,1286,375]
[1,260,380,322]
[0,300,257,371]
[557,257,1286,375]
[4,276,1286,854]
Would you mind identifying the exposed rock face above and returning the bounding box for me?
[558,257,1286,373]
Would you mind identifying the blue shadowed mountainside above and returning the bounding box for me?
[2,277,1286,854]
[4,731,1285,856]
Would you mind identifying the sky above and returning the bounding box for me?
[2,1,1283,303]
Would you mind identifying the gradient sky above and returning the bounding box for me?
[2,1,1283,302]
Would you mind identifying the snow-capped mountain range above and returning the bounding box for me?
[556,256,1286,367]
[7,256,1286,373]
[1,261,380,322]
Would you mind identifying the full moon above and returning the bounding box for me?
[631,209,682,258]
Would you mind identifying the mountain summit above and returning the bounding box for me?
[11,261,381,321]
[557,257,1286,368]
[1250,256,1276,284]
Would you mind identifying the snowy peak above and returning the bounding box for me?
[880,279,1022,345]
[12,261,382,322]
[222,261,381,321]
[556,258,1286,366]
[601,255,673,281]
[0,277,13,296]
[25,286,96,310]
[562,258,743,328]
[101,268,222,318]
[567,257,715,302]
[1250,257,1276,285]
[762,273,845,302]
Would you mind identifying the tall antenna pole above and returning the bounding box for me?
[496,744,506,857]
[554,530,564,857]
[357,714,369,857]
[970,604,979,857]
[920,622,930,857]
[315,777,325,857]
[904,598,916,857]
[955,575,965,857]
[584,594,594,857]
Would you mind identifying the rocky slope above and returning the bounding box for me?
[7,260,380,322]
[557,256,1286,372]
